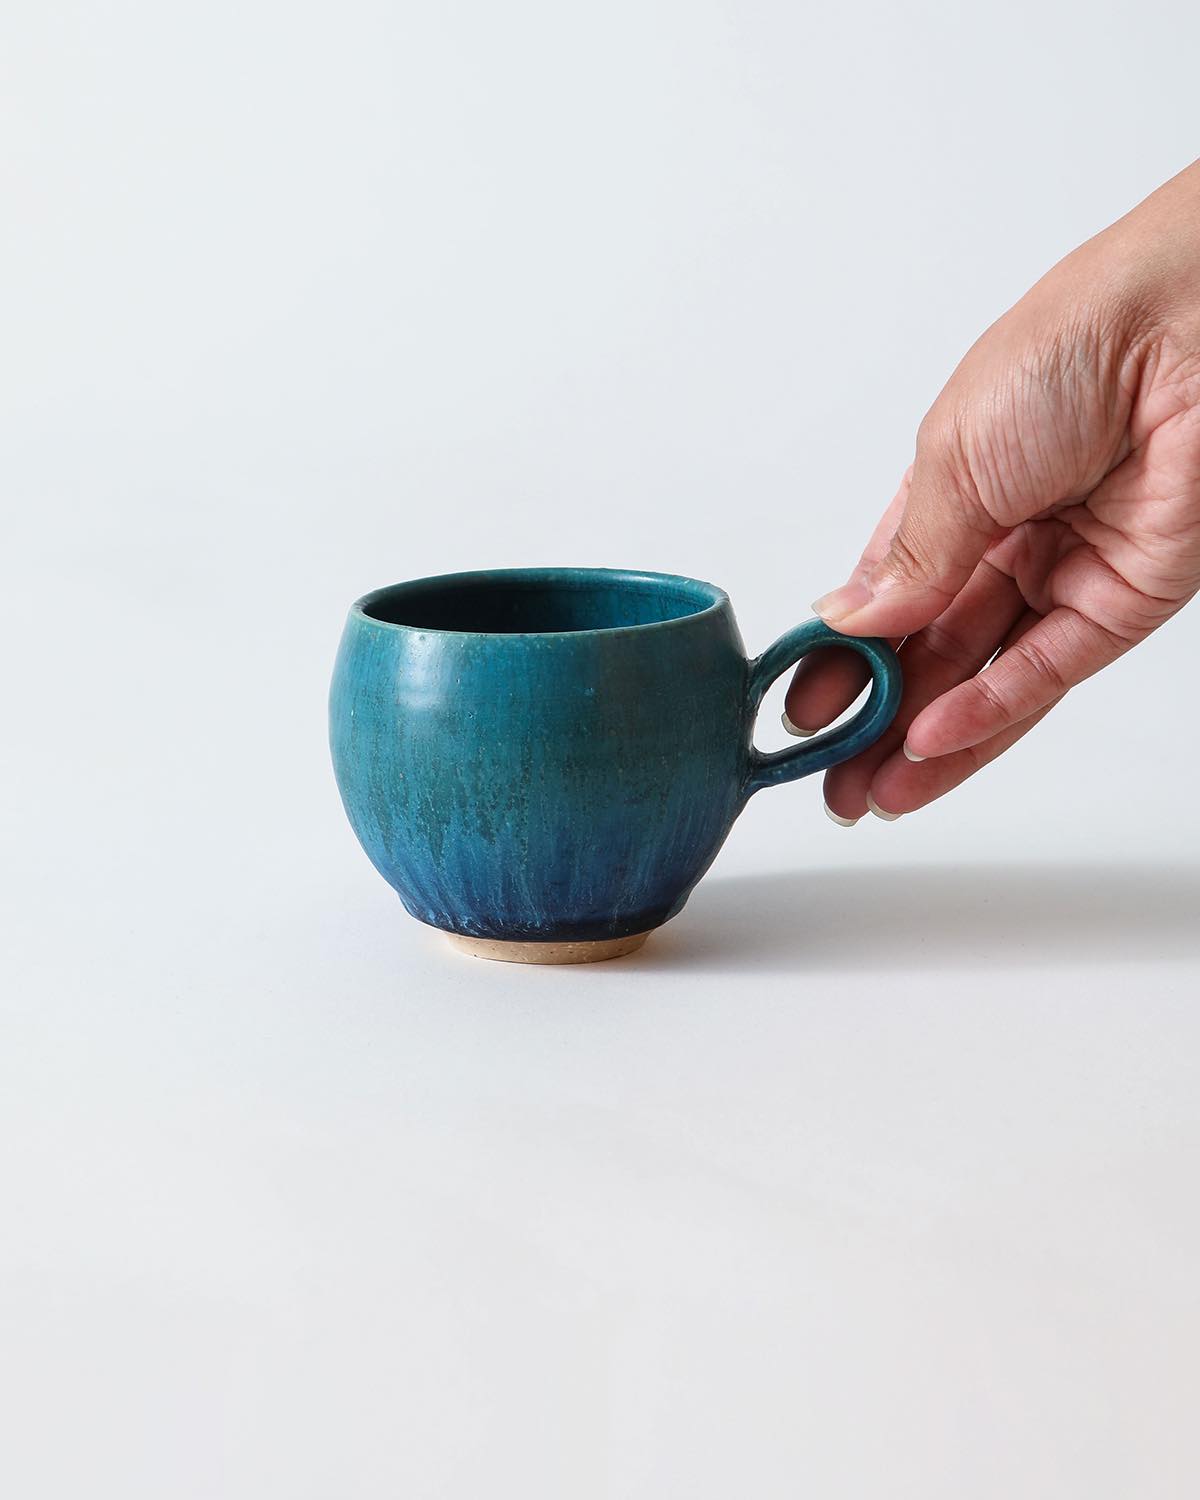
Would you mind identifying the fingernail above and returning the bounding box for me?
[902,743,926,762]
[781,711,816,738]
[811,578,871,625]
[866,791,902,821]
[824,803,859,828]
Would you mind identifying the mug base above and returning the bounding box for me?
[445,930,652,965]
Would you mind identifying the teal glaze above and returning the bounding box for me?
[329,568,901,942]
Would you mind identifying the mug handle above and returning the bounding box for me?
[742,620,902,798]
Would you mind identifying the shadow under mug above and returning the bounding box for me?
[330,568,902,963]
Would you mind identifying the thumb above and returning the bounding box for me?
[814,433,1001,637]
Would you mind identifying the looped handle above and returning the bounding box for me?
[743,620,902,798]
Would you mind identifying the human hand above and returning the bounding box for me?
[786,160,1200,823]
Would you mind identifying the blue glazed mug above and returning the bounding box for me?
[330,568,901,963]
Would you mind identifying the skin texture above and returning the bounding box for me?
[786,159,1200,822]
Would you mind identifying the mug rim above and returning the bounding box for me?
[351,566,730,639]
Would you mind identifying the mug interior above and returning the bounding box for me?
[359,569,725,635]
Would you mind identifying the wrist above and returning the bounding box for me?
[1090,160,1200,339]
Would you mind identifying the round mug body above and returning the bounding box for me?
[330,567,902,949]
[330,569,747,942]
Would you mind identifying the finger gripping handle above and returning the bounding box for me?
[743,620,902,798]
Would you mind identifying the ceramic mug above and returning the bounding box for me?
[330,568,901,963]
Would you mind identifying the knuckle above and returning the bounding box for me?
[917,398,1001,529]
[971,669,1011,721]
[877,523,962,612]
[1016,634,1069,696]
[882,527,932,585]
[915,401,957,460]
[916,397,971,475]
[917,621,978,676]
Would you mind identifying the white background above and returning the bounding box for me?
[4,1,1200,1495]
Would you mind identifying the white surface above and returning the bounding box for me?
[4,1,1200,1495]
